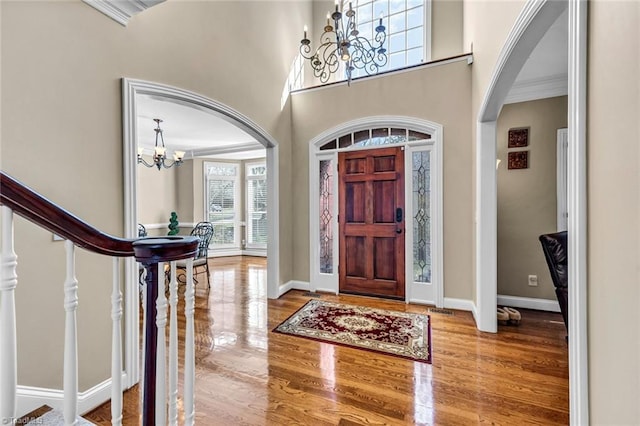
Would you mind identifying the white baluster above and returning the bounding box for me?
[111,258,123,426]
[155,263,167,425]
[168,261,178,426]
[0,207,18,423]
[139,262,146,408]
[184,258,195,426]
[63,240,78,426]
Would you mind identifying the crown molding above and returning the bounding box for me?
[504,73,568,104]
[188,142,265,159]
[82,0,165,26]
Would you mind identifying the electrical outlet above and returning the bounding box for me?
[528,275,538,287]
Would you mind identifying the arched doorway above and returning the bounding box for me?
[121,78,280,386]
[474,0,588,422]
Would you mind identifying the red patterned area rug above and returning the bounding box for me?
[273,299,431,363]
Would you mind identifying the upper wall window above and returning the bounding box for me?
[346,0,428,79]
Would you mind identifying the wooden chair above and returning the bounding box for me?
[176,222,214,288]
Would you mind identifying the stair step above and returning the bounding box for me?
[19,406,96,425]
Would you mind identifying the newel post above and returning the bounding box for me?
[133,237,198,426]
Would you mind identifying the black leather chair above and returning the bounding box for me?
[539,231,568,334]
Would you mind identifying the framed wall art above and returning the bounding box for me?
[508,151,528,169]
[508,127,529,148]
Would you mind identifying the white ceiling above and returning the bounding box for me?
[507,8,568,102]
[515,9,567,82]
[136,94,264,160]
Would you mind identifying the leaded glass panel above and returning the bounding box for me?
[412,151,431,282]
[321,128,423,150]
[319,160,334,273]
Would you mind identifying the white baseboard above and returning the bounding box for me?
[278,280,295,296]
[279,284,479,316]
[208,249,243,257]
[278,281,342,297]
[443,297,476,313]
[408,298,436,306]
[241,250,267,257]
[280,280,310,295]
[206,249,267,258]
[16,374,123,418]
[497,294,560,312]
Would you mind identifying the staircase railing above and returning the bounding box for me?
[0,171,199,426]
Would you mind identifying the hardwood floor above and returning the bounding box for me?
[85,256,569,425]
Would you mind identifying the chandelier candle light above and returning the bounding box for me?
[137,118,185,170]
[300,0,387,85]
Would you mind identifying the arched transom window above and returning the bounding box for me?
[319,127,430,151]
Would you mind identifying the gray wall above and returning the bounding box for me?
[496,96,567,300]
[1,0,307,390]
[291,59,473,300]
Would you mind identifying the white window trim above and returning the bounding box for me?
[245,161,268,250]
[424,0,432,63]
[308,116,443,308]
[204,161,241,250]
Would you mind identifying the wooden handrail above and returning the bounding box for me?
[1,170,200,426]
[0,171,135,257]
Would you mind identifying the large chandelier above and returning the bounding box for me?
[137,118,185,170]
[300,1,387,85]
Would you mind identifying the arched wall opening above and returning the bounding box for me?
[474,0,588,423]
[121,78,281,386]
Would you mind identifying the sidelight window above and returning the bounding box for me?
[319,159,335,273]
[412,150,431,282]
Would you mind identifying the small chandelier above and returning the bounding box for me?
[300,1,387,85]
[137,118,185,170]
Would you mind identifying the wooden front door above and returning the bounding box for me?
[338,146,405,299]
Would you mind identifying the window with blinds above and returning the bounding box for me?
[246,163,267,249]
[205,162,239,248]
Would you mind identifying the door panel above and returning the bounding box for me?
[339,146,405,299]
[373,237,396,280]
[373,181,396,223]
[345,182,366,223]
